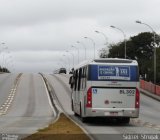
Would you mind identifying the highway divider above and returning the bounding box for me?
[14,73,23,87]
[39,73,61,116]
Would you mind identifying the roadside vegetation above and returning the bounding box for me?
[99,32,160,84]
[23,113,90,140]
[0,67,10,73]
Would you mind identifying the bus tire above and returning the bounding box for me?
[80,104,87,123]
[74,112,78,116]
[72,100,78,116]
[71,100,74,111]
[119,117,130,124]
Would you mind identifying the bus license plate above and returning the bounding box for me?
[104,112,119,116]
[110,112,118,116]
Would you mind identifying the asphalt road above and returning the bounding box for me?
[0,73,18,106]
[46,74,160,140]
[0,73,55,139]
[0,73,160,140]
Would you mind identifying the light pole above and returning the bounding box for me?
[6,55,12,70]
[84,37,96,59]
[95,30,108,57]
[5,53,12,73]
[4,51,10,72]
[71,45,79,64]
[63,54,70,73]
[60,58,67,68]
[2,46,8,72]
[0,43,5,72]
[66,50,74,68]
[136,20,157,87]
[77,41,86,60]
[110,25,127,59]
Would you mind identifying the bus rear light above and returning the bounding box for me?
[135,88,140,108]
[86,87,92,108]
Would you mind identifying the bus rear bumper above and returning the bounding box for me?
[84,108,139,118]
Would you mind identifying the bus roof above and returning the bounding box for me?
[74,58,138,69]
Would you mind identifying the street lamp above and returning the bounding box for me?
[2,46,8,72]
[63,54,70,73]
[77,41,86,60]
[7,56,12,68]
[4,51,10,72]
[71,45,79,64]
[0,43,5,72]
[60,58,67,68]
[95,30,108,45]
[110,25,127,59]
[66,50,74,68]
[95,30,108,57]
[135,20,157,87]
[84,37,96,59]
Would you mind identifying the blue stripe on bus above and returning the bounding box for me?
[88,65,139,81]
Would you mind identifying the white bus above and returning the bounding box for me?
[69,58,140,123]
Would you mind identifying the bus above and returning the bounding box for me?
[69,58,140,123]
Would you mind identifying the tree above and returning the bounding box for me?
[0,66,10,73]
[99,32,160,84]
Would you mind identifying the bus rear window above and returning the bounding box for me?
[88,65,139,81]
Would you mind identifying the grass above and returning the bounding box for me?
[23,113,90,140]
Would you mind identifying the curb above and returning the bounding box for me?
[39,73,61,116]
[140,88,160,102]
[52,74,94,140]
[41,74,94,140]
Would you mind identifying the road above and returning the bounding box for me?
[0,73,55,139]
[46,74,160,140]
[0,73,18,106]
[0,73,160,140]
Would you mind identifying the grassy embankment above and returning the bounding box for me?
[24,113,90,140]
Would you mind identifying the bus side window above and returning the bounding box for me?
[81,68,84,90]
[69,74,74,89]
[74,70,78,91]
[84,66,87,89]
[78,68,82,91]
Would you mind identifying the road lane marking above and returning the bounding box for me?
[131,119,160,131]
[0,74,22,116]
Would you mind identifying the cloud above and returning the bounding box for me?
[0,0,160,72]
[0,0,153,26]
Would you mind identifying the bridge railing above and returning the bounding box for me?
[140,80,160,96]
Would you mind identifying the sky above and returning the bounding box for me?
[0,0,160,73]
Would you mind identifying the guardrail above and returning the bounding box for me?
[140,80,160,96]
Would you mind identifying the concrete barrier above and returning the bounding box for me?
[156,85,160,95]
[140,79,160,101]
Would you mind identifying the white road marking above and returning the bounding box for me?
[0,75,21,116]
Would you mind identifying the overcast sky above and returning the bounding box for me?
[0,0,160,73]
